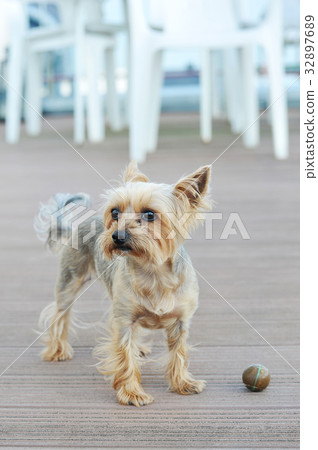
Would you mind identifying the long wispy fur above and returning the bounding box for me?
[36,162,212,406]
[34,192,91,253]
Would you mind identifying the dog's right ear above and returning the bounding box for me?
[123,160,149,183]
[174,165,211,209]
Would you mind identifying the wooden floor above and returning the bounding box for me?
[0,112,299,448]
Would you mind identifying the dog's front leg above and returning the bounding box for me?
[166,320,206,395]
[113,321,154,406]
[98,317,154,407]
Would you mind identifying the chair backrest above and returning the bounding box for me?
[129,0,239,36]
[234,0,268,26]
[145,0,165,30]
[129,0,280,44]
[161,0,238,35]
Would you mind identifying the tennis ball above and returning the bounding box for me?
[242,364,270,392]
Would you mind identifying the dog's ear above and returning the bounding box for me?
[174,165,211,208]
[123,160,149,183]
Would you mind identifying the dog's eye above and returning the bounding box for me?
[111,208,119,220]
[142,210,156,222]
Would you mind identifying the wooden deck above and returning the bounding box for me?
[0,112,299,448]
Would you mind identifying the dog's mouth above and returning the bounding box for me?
[118,245,132,252]
[114,244,132,252]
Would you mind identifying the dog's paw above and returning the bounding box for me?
[172,378,206,395]
[41,343,74,362]
[117,386,154,407]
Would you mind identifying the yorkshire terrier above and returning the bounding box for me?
[35,161,211,406]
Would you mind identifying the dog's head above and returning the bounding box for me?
[101,161,211,265]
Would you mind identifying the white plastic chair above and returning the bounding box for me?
[5,0,122,144]
[127,0,289,162]
[0,0,9,63]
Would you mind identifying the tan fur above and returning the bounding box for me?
[41,307,73,362]
[38,161,211,406]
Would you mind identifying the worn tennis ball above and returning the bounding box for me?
[242,364,270,392]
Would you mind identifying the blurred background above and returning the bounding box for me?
[0,0,300,115]
[0,0,299,161]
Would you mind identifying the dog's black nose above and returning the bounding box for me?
[112,230,128,246]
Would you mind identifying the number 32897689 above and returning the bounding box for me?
[305,15,315,75]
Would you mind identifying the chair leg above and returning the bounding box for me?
[25,51,42,136]
[265,42,289,159]
[122,0,130,128]
[123,35,130,128]
[73,40,86,144]
[200,49,212,143]
[129,43,152,163]
[86,39,105,142]
[105,47,121,132]
[211,50,221,119]
[73,1,86,145]
[232,49,244,133]
[224,48,245,135]
[146,50,163,153]
[224,49,235,129]
[241,46,260,148]
[5,35,24,143]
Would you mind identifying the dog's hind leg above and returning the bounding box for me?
[40,248,91,362]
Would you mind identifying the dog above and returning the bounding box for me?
[35,161,211,406]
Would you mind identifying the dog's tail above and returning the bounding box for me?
[34,193,92,253]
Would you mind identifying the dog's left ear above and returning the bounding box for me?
[174,165,211,208]
[123,160,149,183]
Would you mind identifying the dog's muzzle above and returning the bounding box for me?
[112,230,130,249]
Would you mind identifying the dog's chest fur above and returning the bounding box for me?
[129,258,183,316]
[98,249,198,328]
